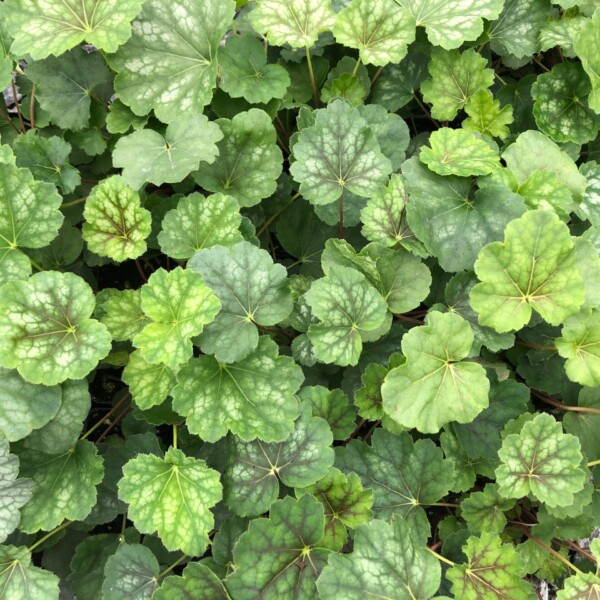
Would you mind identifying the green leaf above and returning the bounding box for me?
[299,386,356,440]
[106,99,149,134]
[193,109,283,208]
[563,388,600,461]
[0,441,32,543]
[304,266,389,366]
[249,0,336,48]
[189,241,292,363]
[578,161,600,225]
[532,62,600,144]
[496,413,586,507]
[226,495,329,599]
[298,467,372,551]
[558,539,600,599]
[461,483,516,534]
[463,90,514,141]
[219,35,290,104]
[289,100,392,206]
[0,162,62,286]
[25,48,113,130]
[82,175,151,262]
[122,351,176,411]
[0,546,59,599]
[516,170,575,219]
[395,0,504,48]
[109,0,236,123]
[13,130,80,193]
[333,0,415,66]
[119,448,222,556]
[421,48,494,120]
[335,429,455,530]
[441,430,493,492]
[0,272,112,385]
[154,562,230,600]
[403,157,525,272]
[470,210,586,332]
[172,336,303,443]
[18,440,104,532]
[0,367,61,442]
[447,533,534,599]
[133,267,221,370]
[102,544,159,600]
[574,9,600,114]
[382,311,489,433]
[317,518,441,600]
[98,289,148,342]
[224,403,334,516]
[420,128,499,177]
[113,115,223,190]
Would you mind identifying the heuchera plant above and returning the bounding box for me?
[1,0,600,598]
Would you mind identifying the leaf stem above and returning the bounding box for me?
[533,391,600,416]
[28,520,72,553]
[61,196,87,209]
[173,424,178,450]
[11,80,26,133]
[494,72,508,87]
[412,93,439,128]
[370,66,384,86]
[135,258,148,283]
[426,547,455,567]
[26,253,43,272]
[256,192,301,238]
[29,84,36,130]
[352,58,362,77]
[394,313,424,325]
[515,339,555,351]
[587,459,600,468]
[516,524,582,574]
[429,502,460,508]
[339,194,344,239]
[532,56,550,72]
[305,46,319,107]
[96,404,132,443]
[80,394,131,441]
[158,554,187,579]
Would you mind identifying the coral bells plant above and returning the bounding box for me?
[1,0,600,598]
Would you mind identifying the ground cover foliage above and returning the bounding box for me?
[1,0,600,598]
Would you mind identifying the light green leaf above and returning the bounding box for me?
[298,467,372,551]
[333,0,415,66]
[250,0,336,48]
[563,389,600,461]
[0,441,32,543]
[299,386,356,440]
[557,539,600,599]
[226,495,329,599]
[0,546,59,599]
[420,48,494,120]
[403,157,525,272]
[461,484,516,534]
[13,130,80,193]
[122,350,176,411]
[382,311,490,433]
[516,170,575,219]
[574,9,600,114]
[219,35,290,104]
[109,0,236,123]
[290,99,392,206]
[18,440,104,532]
[119,448,222,556]
[470,210,586,332]
[0,367,61,442]
[25,48,113,130]
[99,289,148,342]
[113,115,223,190]
[463,90,514,141]
[133,267,221,370]
[172,336,303,442]
[420,128,499,177]
[193,110,282,208]
[447,533,535,599]
[396,0,504,48]
[154,562,230,600]
[0,162,62,287]
[0,272,112,385]
[102,544,159,600]
[106,99,149,134]
[539,14,587,58]
[335,429,455,530]
[224,403,334,517]
[317,518,441,600]
[578,161,600,225]
[189,241,291,362]
[158,192,242,260]
[305,266,388,366]
[532,62,600,144]
[441,430,494,492]
[496,413,586,507]
[82,175,151,262]
[556,309,600,387]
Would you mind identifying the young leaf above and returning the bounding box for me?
[172,336,303,443]
[82,175,152,262]
[122,351,176,411]
[224,403,334,516]
[98,289,148,342]
[574,9,600,114]
[112,115,223,189]
[290,100,392,206]
[249,0,336,48]
[102,544,159,600]
[317,518,441,600]
[496,413,586,507]
[118,448,222,556]
[0,441,32,543]
[563,389,600,461]
[333,0,415,66]
[461,483,516,534]
[0,272,112,385]
[133,267,221,369]
[299,386,356,440]
[0,546,59,599]
[470,210,585,332]
[193,109,283,208]
[226,495,329,599]
[382,311,490,433]
[154,562,229,600]
[109,0,236,123]
[463,90,514,141]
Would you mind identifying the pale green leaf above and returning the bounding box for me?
[154,562,230,600]
[517,170,575,219]
[463,90,514,140]
[578,161,600,225]
[299,386,356,440]
[106,99,149,134]
[0,441,32,543]
[0,546,59,599]
[102,544,159,600]
[122,350,176,411]
[461,484,516,534]
[99,289,148,342]
[563,388,600,461]
[574,9,600,114]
